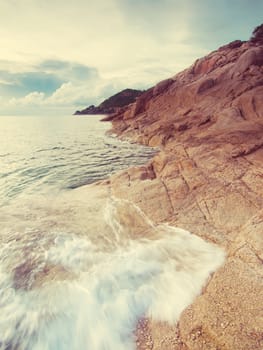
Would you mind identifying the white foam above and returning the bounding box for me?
[0,197,225,350]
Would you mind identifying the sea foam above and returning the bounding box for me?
[0,195,225,350]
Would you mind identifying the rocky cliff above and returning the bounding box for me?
[74,88,143,115]
[103,35,263,349]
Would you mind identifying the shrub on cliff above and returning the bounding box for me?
[250,23,263,44]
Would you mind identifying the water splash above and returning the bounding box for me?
[0,193,225,350]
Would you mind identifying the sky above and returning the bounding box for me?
[0,0,262,115]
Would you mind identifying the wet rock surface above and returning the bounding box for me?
[104,38,263,349]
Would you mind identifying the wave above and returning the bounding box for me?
[0,190,225,350]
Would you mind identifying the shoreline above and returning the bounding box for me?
[97,39,263,349]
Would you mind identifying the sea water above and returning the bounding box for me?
[0,115,225,350]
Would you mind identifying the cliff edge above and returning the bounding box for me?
[104,30,263,349]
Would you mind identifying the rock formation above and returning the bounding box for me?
[74,88,143,115]
[102,33,263,349]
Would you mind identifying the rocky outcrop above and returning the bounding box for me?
[103,37,263,349]
[74,88,143,115]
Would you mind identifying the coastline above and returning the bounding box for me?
[93,39,263,349]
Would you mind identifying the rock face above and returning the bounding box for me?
[103,38,263,349]
[74,88,143,115]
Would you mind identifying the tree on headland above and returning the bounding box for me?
[250,23,263,44]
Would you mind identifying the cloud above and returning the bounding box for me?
[9,91,45,106]
[0,55,169,115]
[117,0,190,41]
[0,59,104,113]
[2,69,145,115]
[37,60,99,82]
[19,72,62,95]
[45,79,128,108]
[46,82,79,105]
[0,70,63,97]
[38,60,70,71]
[0,0,262,115]
[0,60,99,95]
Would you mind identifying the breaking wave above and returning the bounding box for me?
[0,189,225,350]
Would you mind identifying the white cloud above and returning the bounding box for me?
[46,82,74,105]
[9,92,45,106]
[4,78,126,113]
[44,82,99,107]
[0,79,13,86]
[0,0,198,75]
[45,79,126,108]
[0,0,262,115]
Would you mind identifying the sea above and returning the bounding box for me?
[0,115,224,350]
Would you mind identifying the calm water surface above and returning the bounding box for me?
[0,115,156,203]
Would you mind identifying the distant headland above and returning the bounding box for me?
[74,88,143,115]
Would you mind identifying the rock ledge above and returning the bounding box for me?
[104,37,263,350]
